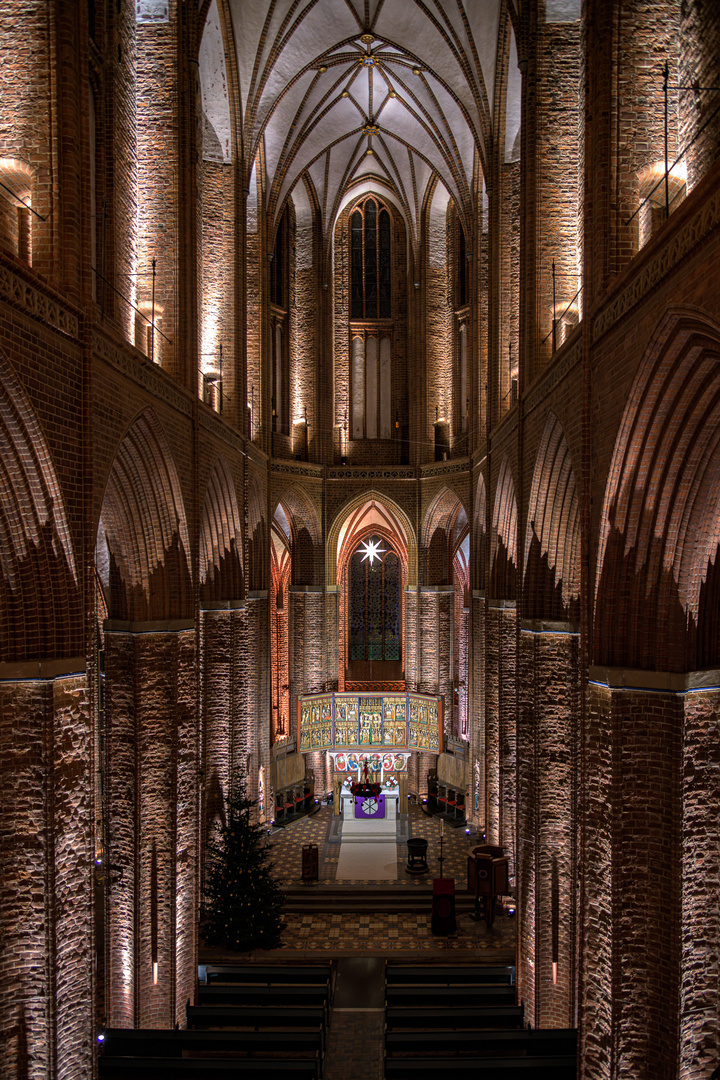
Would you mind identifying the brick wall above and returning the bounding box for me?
[0,674,93,1079]
[518,629,579,1029]
[680,689,720,1079]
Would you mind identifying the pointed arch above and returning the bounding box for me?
[246,470,268,592]
[473,471,487,592]
[595,310,720,669]
[327,490,417,587]
[421,486,469,587]
[524,412,580,621]
[273,484,323,587]
[99,409,191,622]
[200,457,243,604]
[491,457,518,599]
[0,348,80,660]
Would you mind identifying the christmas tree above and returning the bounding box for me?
[202,776,284,952]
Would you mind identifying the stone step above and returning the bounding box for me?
[282,886,477,914]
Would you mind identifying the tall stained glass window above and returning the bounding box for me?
[350,198,391,320]
[349,197,393,439]
[349,537,401,661]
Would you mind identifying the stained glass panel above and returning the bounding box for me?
[379,208,391,317]
[366,537,383,659]
[349,550,366,659]
[383,551,400,660]
[351,210,363,318]
[365,200,377,318]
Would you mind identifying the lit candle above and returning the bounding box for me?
[441,817,444,838]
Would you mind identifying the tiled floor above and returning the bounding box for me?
[199,807,517,1080]
[243,804,517,957]
[277,908,513,953]
[268,803,479,886]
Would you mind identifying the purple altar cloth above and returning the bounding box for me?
[354,793,386,819]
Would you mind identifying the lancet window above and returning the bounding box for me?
[349,536,401,662]
[349,197,393,440]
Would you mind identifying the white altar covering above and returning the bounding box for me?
[340,782,399,838]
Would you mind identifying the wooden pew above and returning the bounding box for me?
[384,1005,524,1031]
[385,983,516,1007]
[382,1054,576,1079]
[384,964,514,986]
[101,1027,324,1058]
[198,982,330,1010]
[204,963,332,986]
[98,1055,321,1079]
[187,1002,327,1030]
[384,1027,577,1057]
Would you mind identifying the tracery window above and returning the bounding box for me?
[349,197,393,440]
[351,198,391,319]
[349,536,401,661]
[271,210,289,435]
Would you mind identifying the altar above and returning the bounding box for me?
[340,780,399,838]
[341,786,399,821]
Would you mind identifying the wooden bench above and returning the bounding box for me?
[385,1028,577,1057]
[205,963,332,986]
[385,964,514,986]
[187,1003,328,1036]
[385,984,516,1007]
[384,1005,524,1031]
[98,1055,321,1079]
[102,1027,324,1058]
[383,1054,576,1079]
[198,982,330,1009]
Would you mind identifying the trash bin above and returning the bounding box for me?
[406,836,429,873]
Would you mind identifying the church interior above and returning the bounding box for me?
[2,0,720,1076]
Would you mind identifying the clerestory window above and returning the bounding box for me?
[349,197,393,440]
[351,198,391,319]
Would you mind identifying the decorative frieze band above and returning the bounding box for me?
[328,466,415,480]
[592,186,720,343]
[272,460,323,478]
[523,338,581,417]
[93,330,192,417]
[0,262,79,339]
[420,458,469,477]
[199,407,243,453]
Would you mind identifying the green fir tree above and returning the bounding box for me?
[202,777,284,952]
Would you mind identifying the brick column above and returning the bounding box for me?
[418,586,454,734]
[288,586,326,787]
[244,594,269,808]
[403,586,418,691]
[583,669,682,1080]
[680,681,720,1079]
[104,624,198,1030]
[0,663,91,1080]
[325,586,340,690]
[518,623,579,1030]
[200,605,246,843]
[470,590,486,830]
[485,600,517,881]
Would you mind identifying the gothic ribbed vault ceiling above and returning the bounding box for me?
[201,0,527,246]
